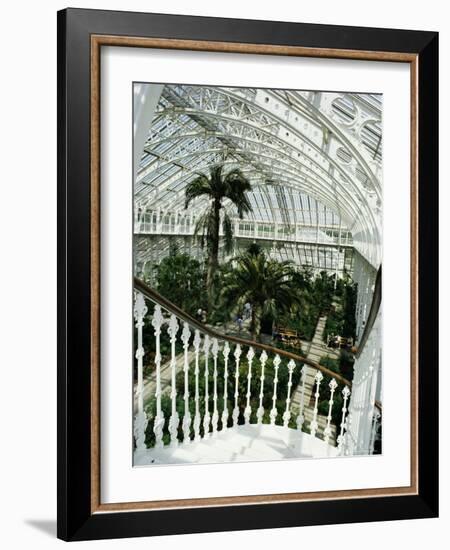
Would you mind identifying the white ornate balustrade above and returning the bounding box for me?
[132,279,382,466]
[135,209,353,248]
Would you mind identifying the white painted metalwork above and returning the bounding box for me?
[203,335,211,439]
[222,342,230,429]
[181,322,192,443]
[131,83,383,463]
[135,85,382,270]
[232,344,242,427]
[296,365,307,431]
[337,386,351,454]
[270,354,281,425]
[244,347,255,424]
[211,338,220,436]
[167,314,179,447]
[283,359,296,428]
[132,287,383,461]
[257,350,268,424]
[151,304,165,448]
[193,330,201,442]
[310,371,324,439]
[324,378,338,445]
[345,307,382,455]
[133,292,148,452]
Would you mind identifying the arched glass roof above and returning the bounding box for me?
[135,84,382,268]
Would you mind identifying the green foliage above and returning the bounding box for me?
[143,350,305,446]
[323,279,357,343]
[153,250,205,316]
[184,164,253,302]
[247,242,263,257]
[342,281,357,339]
[278,269,335,342]
[220,249,300,339]
[339,349,355,381]
[319,355,340,372]
[316,352,354,427]
[312,271,336,313]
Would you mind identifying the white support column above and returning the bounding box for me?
[151,304,165,448]
[232,344,242,426]
[134,84,163,230]
[133,292,148,452]
[324,378,338,445]
[203,335,211,438]
[221,342,231,429]
[244,347,255,424]
[283,360,296,428]
[270,355,281,425]
[211,338,219,436]
[167,314,180,447]
[310,371,323,438]
[181,322,192,444]
[193,330,202,442]
[296,365,307,432]
[256,351,268,424]
[337,386,351,454]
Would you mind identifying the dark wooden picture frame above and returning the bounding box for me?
[57,8,439,541]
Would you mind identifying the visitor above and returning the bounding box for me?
[196,308,203,322]
[236,313,243,333]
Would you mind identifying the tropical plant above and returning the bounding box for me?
[220,250,300,340]
[153,250,205,316]
[322,278,357,343]
[246,242,263,257]
[184,164,252,304]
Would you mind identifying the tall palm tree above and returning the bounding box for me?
[184,164,252,303]
[220,250,299,340]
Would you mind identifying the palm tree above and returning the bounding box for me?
[220,250,300,340]
[184,164,252,304]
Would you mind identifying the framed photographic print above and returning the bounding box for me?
[57,8,439,541]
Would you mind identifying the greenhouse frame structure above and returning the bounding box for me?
[132,83,382,465]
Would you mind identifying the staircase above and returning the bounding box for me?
[132,277,368,465]
[134,423,338,466]
[291,316,339,439]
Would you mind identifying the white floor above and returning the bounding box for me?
[134,424,339,466]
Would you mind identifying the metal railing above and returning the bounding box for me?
[133,277,357,454]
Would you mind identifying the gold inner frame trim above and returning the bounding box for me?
[90,34,419,514]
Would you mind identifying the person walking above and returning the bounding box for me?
[236,313,243,333]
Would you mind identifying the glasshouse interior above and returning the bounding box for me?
[132,84,382,466]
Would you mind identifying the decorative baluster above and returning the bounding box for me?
[283,359,296,428]
[181,322,191,444]
[256,350,268,424]
[151,304,165,448]
[344,410,355,455]
[232,344,242,426]
[244,347,255,424]
[133,292,148,452]
[310,371,323,438]
[167,314,180,447]
[211,338,219,436]
[193,330,201,442]
[296,365,307,432]
[203,335,211,438]
[324,379,338,445]
[369,410,381,454]
[270,354,281,425]
[221,342,230,429]
[337,386,351,453]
